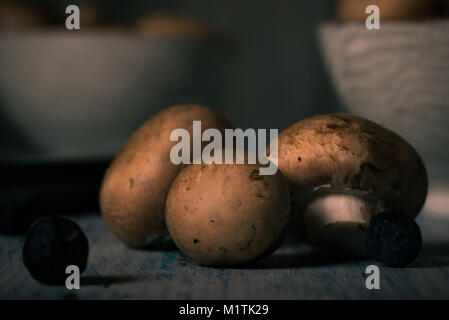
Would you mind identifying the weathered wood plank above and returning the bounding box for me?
[1,213,448,299]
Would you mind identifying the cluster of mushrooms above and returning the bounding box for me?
[100,104,427,267]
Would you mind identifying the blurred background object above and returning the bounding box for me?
[136,13,215,37]
[0,0,52,30]
[0,28,218,162]
[0,2,338,161]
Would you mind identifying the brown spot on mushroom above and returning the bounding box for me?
[238,224,257,251]
[126,155,134,165]
[336,144,359,157]
[360,162,381,174]
[332,115,351,123]
[210,219,214,223]
[184,205,188,211]
[229,198,242,209]
[249,169,263,181]
[129,178,134,188]
[260,217,272,225]
[193,238,199,244]
[297,156,302,162]
[256,193,265,198]
[323,221,352,229]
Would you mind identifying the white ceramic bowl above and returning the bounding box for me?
[319,20,449,217]
[0,31,215,162]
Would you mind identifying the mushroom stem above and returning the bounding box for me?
[303,194,376,257]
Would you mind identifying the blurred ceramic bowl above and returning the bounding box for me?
[319,20,449,216]
[0,30,218,162]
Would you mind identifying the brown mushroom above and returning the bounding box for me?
[276,114,428,256]
[166,151,291,266]
[100,105,231,248]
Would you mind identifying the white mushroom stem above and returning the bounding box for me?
[303,194,376,257]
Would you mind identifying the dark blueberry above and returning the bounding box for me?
[365,210,422,267]
[23,216,89,285]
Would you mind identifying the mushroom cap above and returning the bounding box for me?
[278,114,428,220]
[166,151,291,266]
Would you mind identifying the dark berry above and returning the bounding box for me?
[365,210,422,267]
[23,216,89,285]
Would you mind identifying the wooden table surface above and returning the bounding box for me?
[1,212,449,300]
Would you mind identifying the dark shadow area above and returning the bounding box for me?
[81,275,141,287]
[63,292,79,300]
[0,160,108,235]
[408,241,449,268]
[247,253,366,270]
[145,236,179,252]
[0,97,41,159]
